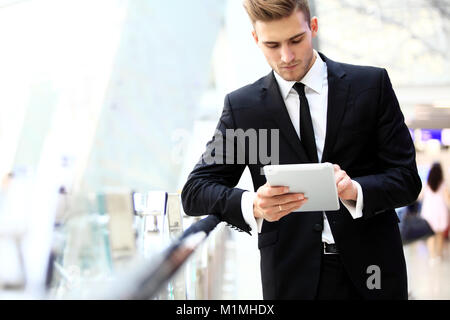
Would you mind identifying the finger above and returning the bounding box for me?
[273,193,305,205]
[334,169,347,184]
[337,176,351,194]
[258,192,304,210]
[263,199,307,220]
[337,178,346,193]
[258,184,289,198]
[335,174,345,189]
[333,164,341,172]
[335,173,345,185]
[285,198,307,212]
[266,203,289,216]
[276,199,308,220]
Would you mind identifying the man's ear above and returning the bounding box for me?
[252,30,259,45]
[310,17,318,37]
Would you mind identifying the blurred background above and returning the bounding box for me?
[0,0,449,300]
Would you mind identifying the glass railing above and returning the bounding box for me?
[0,189,229,300]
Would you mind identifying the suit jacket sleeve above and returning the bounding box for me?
[353,69,422,219]
[181,94,251,234]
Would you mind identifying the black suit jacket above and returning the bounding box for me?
[181,53,422,299]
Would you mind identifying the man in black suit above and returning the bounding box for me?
[181,0,421,299]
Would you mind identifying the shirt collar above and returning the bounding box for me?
[274,50,326,99]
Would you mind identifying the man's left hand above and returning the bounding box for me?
[333,164,358,201]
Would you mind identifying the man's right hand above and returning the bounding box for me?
[253,182,307,222]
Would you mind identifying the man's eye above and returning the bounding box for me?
[266,44,279,49]
[292,39,302,44]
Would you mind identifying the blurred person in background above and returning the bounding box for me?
[421,162,449,262]
[1,172,14,191]
[0,171,26,289]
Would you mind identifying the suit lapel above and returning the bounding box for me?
[320,53,350,163]
[260,53,350,164]
[261,72,310,163]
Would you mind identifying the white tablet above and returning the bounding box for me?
[263,163,340,212]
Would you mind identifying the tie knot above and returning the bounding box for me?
[293,82,306,97]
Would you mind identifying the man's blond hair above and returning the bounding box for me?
[243,0,311,25]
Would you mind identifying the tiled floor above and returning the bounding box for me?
[222,230,262,300]
[404,239,450,300]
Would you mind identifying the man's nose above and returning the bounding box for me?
[280,45,294,64]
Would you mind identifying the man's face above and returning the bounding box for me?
[252,10,318,81]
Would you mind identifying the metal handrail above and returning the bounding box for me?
[98,215,222,300]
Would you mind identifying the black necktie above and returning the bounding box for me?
[293,83,319,163]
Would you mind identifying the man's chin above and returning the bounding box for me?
[277,70,301,82]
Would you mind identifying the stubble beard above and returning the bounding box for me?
[277,54,314,82]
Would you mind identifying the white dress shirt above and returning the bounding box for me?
[241,50,364,242]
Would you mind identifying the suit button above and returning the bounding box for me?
[313,223,323,232]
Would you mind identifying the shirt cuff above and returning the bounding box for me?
[340,180,364,219]
[241,191,263,236]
